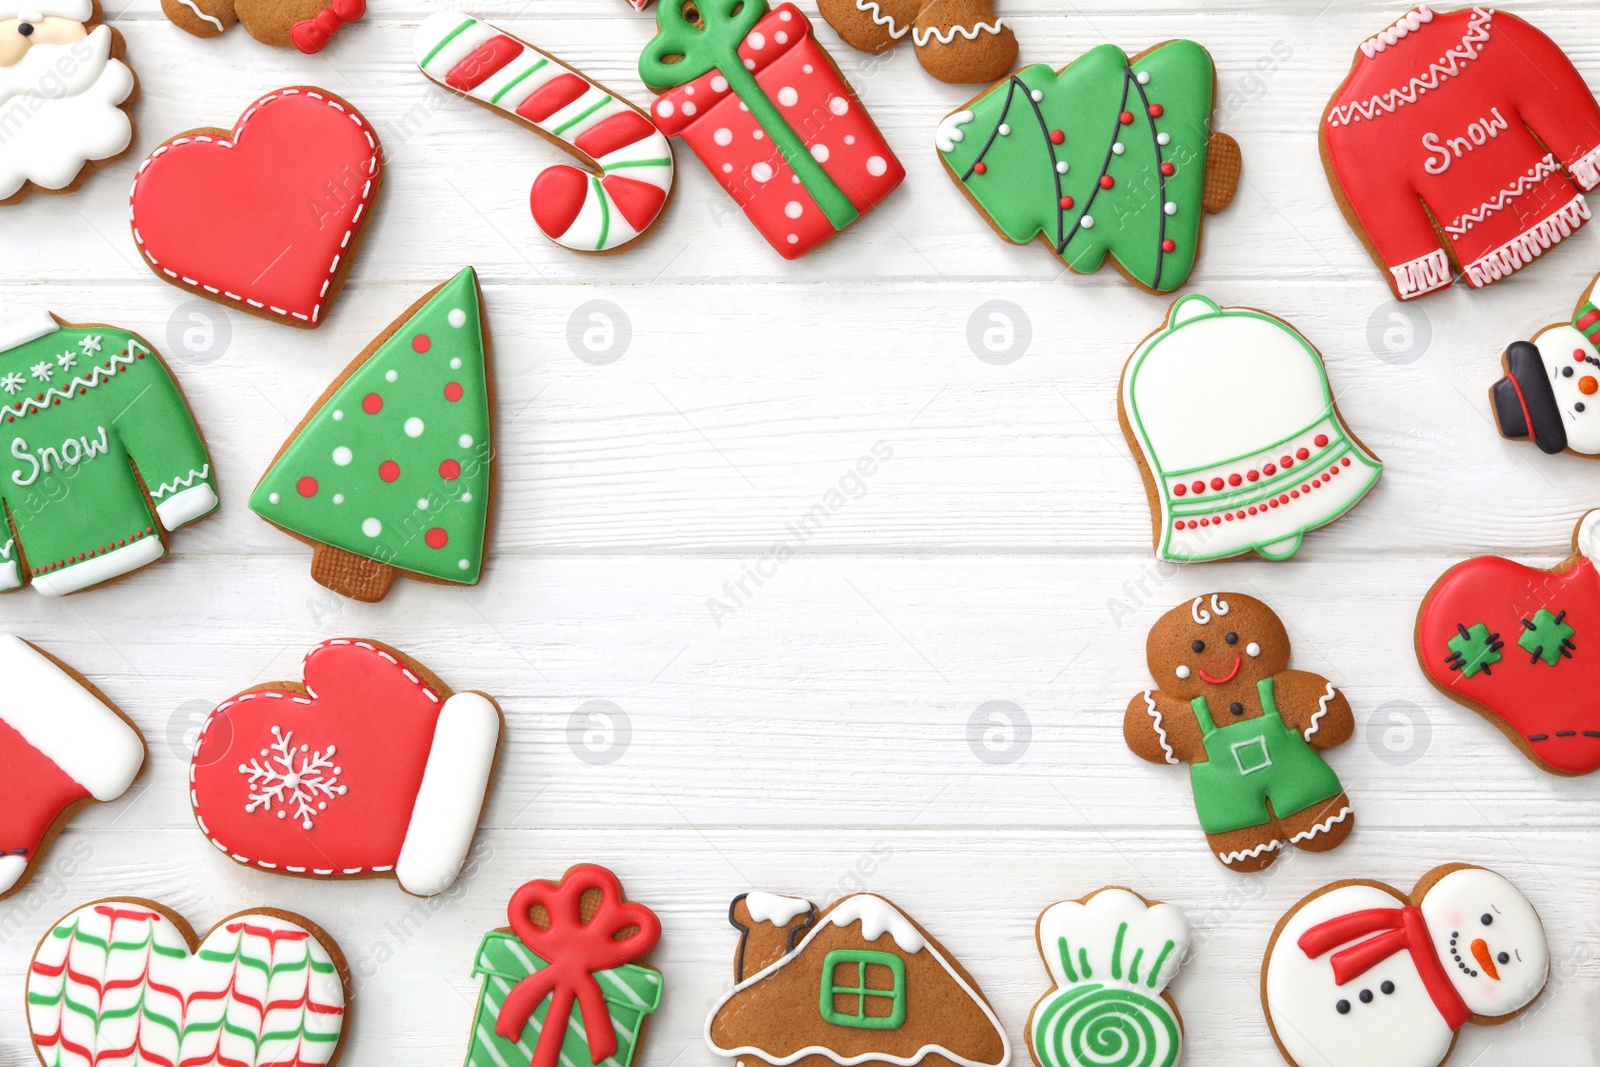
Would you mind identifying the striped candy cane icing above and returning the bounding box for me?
[26,900,346,1067]
[414,11,674,253]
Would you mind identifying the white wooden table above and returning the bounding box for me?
[2,1,1598,1063]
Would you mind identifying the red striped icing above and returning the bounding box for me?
[447,35,522,91]
[575,111,654,160]
[517,72,588,123]
[603,173,670,230]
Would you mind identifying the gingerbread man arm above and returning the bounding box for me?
[1123,690,1202,765]
[1272,670,1355,749]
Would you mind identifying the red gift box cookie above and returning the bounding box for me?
[640,0,905,259]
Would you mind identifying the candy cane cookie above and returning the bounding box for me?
[414,11,674,254]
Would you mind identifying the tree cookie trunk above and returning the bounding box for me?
[1203,132,1242,214]
[311,544,396,603]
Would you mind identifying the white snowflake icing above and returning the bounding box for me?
[78,334,102,355]
[1,373,24,395]
[30,361,52,382]
[56,350,76,370]
[239,725,347,830]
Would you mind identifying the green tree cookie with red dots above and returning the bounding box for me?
[937,40,1241,293]
[250,268,494,602]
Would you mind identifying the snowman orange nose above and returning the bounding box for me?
[1581,376,1599,395]
[1471,938,1500,980]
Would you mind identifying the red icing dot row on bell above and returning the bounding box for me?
[1172,458,1353,531]
[1169,434,1337,498]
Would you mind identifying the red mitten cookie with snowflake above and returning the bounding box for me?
[188,638,502,896]
[1417,510,1600,775]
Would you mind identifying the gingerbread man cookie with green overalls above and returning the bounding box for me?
[1123,592,1356,872]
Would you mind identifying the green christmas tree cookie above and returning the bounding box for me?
[937,41,1241,292]
[250,268,493,601]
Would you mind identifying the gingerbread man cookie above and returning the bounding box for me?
[1124,593,1356,872]
[817,0,1017,84]
[161,0,363,52]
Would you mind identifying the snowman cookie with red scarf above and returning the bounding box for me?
[1124,592,1356,871]
[1263,864,1549,1067]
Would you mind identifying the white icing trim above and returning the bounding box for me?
[706,893,1010,1067]
[0,312,58,353]
[1578,510,1600,561]
[393,691,500,897]
[0,854,25,895]
[1288,804,1351,843]
[1218,839,1281,865]
[1359,5,1434,59]
[822,895,925,952]
[1391,249,1452,299]
[1570,144,1600,191]
[854,0,909,39]
[1330,8,1492,126]
[154,481,218,530]
[1191,594,1227,624]
[1304,682,1335,742]
[1445,154,1560,237]
[175,0,225,31]
[0,634,143,800]
[0,559,19,592]
[31,537,164,597]
[744,891,812,926]
[1143,691,1177,765]
[150,464,211,501]
[1464,195,1590,288]
[1,337,144,421]
[912,20,1003,47]
[935,109,974,153]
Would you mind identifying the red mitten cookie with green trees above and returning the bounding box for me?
[249,268,493,602]
[937,41,1240,293]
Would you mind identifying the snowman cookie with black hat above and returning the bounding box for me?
[1490,270,1600,457]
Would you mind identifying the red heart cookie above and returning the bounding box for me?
[129,87,382,328]
[188,638,501,895]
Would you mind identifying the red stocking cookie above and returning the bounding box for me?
[1322,7,1600,300]
[1124,593,1356,872]
[0,636,144,900]
[0,0,134,204]
[414,12,674,254]
[188,638,503,896]
[1263,865,1548,1067]
[1416,510,1600,775]
[161,0,365,53]
[129,86,382,329]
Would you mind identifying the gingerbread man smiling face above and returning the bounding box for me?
[1125,592,1357,872]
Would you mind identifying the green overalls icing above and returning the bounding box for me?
[1187,677,1344,835]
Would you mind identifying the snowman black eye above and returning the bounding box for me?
[17,21,32,35]
[1225,632,1238,644]
[1578,402,1588,413]
[1481,914,1493,926]
[1191,640,1204,652]
[1564,366,1576,377]
[1498,951,1509,964]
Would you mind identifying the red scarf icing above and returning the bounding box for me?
[1297,906,1471,1030]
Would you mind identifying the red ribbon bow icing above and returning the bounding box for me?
[497,865,662,1067]
[1298,905,1471,1030]
[291,0,366,54]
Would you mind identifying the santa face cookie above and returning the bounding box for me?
[707,891,1010,1067]
[28,898,348,1067]
[1124,593,1357,872]
[937,42,1240,293]
[1415,510,1600,775]
[0,0,134,204]
[250,268,492,602]
[463,865,663,1067]
[1322,7,1600,300]
[816,0,1017,84]
[1490,270,1600,457]
[162,0,364,52]
[130,86,382,329]
[1120,296,1383,562]
[0,636,144,901]
[1263,865,1548,1067]
[415,13,674,255]
[187,637,503,896]
[0,313,219,595]
[1028,888,1189,1067]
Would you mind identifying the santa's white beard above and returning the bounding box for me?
[0,27,134,198]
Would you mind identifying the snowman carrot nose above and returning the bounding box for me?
[1471,938,1500,980]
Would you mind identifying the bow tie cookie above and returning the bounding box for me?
[161,0,364,52]
[1124,592,1357,871]
[1264,864,1548,1067]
